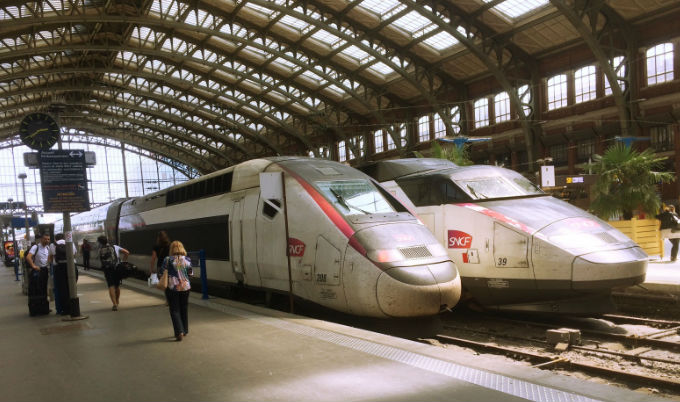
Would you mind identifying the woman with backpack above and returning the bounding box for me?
[97,235,129,311]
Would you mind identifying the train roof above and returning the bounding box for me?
[362,159,539,185]
[119,157,372,214]
[358,158,457,182]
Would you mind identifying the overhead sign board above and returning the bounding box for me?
[39,150,90,213]
[25,151,96,168]
[11,217,38,228]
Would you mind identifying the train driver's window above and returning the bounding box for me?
[441,181,470,204]
[262,199,282,219]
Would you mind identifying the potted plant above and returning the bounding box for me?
[416,140,474,166]
[588,143,675,220]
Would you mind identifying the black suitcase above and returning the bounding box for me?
[28,295,50,316]
[28,268,50,316]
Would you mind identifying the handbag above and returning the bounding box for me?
[147,273,160,287]
[156,270,168,290]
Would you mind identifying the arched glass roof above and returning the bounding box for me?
[0,0,672,173]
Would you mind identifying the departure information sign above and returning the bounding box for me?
[39,150,90,212]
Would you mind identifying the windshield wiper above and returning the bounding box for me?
[329,188,370,214]
[466,185,487,199]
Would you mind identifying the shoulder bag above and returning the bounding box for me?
[156,269,168,290]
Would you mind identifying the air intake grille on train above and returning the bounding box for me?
[398,246,432,259]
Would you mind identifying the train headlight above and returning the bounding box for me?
[367,249,405,263]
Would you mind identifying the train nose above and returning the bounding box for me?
[572,247,648,289]
[376,261,461,317]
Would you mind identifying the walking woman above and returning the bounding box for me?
[97,235,129,311]
[159,240,192,341]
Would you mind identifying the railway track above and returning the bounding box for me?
[429,311,680,395]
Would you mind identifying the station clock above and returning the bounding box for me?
[19,112,60,151]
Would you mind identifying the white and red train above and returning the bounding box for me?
[362,158,648,314]
[57,157,462,318]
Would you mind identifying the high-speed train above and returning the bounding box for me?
[361,158,648,314]
[57,157,461,318]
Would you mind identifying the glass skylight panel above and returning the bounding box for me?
[246,3,277,18]
[369,61,395,75]
[150,0,180,19]
[243,45,268,58]
[485,0,549,19]
[422,30,459,51]
[301,70,325,85]
[341,45,371,62]
[310,30,344,48]
[273,56,300,71]
[184,8,213,28]
[358,0,403,17]
[132,26,154,43]
[326,84,344,96]
[393,11,435,38]
[279,14,310,31]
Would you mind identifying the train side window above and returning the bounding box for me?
[398,179,425,206]
[262,199,282,219]
[219,172,233,193]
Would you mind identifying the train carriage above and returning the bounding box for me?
[362,158,647,314]
[60,157,462,318]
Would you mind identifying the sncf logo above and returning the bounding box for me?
[288,238,306,257]
[448,230,473,249]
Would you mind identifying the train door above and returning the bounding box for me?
[230,200,245,282]
[314,236,341,285]
[493,223,529,269]
[255,194,288,290]
[491,223,533,300]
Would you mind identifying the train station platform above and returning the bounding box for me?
[1,267,673,402]
[622,238,680,296]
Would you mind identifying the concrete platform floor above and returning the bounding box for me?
[0,267,673,402]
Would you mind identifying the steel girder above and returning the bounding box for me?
[406,1,541,171]
[549,0,636,138]
[0,94,239,165]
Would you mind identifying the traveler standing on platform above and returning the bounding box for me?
[657,205,680,262]
[26,233,53,316]
[159,240,192,341]
[52,233,79,315]
[97,235,129,311]
[81,239,91,270]
[150,231,171,305]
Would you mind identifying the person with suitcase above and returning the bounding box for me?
[26,233,53,316]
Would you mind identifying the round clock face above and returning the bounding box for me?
[19,113,60,151]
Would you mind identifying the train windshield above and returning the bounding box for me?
[316,180,396,216]
[451,169,544,201]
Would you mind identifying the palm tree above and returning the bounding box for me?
[588,143,675,220]
[416,140,474,166]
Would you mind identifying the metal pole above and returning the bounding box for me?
[199,249,208,300]
[121,144,129,198]
[8,198,19,281]
[12,222,19,281]
[19,173,29,289]
[58,140,87,320]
